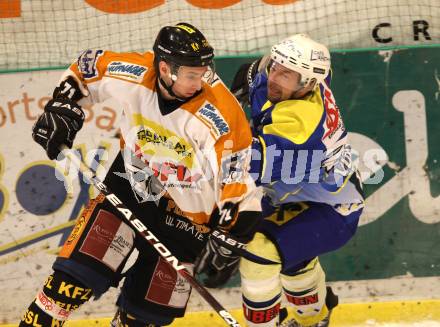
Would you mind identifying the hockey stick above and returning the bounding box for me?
[208,228,279,265]
[59,146,241,327]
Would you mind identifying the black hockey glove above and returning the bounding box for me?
[194,203,240,288]
[195,230,241,288]
[230,58,261,108]
[195,202,262,288]
[32,97,85,159]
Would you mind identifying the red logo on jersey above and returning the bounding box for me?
[150,161,202,183]
[323,88,340,140]
[133,144,202,184]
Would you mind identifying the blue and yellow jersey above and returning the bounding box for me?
[249,70,364,212]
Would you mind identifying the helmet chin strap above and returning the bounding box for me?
[158,74,186,101]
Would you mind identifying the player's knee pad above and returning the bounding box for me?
[240,232,282,302]
[19,270,92,326]
[280,258,328,326]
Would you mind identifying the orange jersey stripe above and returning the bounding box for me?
[221,183,248,202]
[59,194,105,259]
[70,50,156,89]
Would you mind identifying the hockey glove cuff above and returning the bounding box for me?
[195,233,240,288]
[32,97,85,160]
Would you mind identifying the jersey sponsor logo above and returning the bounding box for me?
[154,269,175,288]
[137,129,192,159]
[164,215,207,241]
[146,258,192,308]
[98,190,187,271]
[106,61,148,83]
[79,209,133,271]
[118,147,202,203]
[196,102,230,139]
[321,86,345,141]
[77,49,103,79]
[132,115,194,167]
[150,161,202,184]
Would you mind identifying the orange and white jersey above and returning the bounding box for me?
[61,49,260,225]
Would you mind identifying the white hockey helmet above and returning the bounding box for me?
[270,34,331,88]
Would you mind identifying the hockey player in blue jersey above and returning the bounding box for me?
[230,34,364,327]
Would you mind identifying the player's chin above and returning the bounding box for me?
[179,90,197,98]
[268,89,281,103]
[268,83,280,94]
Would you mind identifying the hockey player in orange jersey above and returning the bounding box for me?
[20,23,262,326]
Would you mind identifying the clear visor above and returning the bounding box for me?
[268,60,306,90]
[170,62,216,85]
[202,62,216,84]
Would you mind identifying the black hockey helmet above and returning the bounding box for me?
[153,22,214,67]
